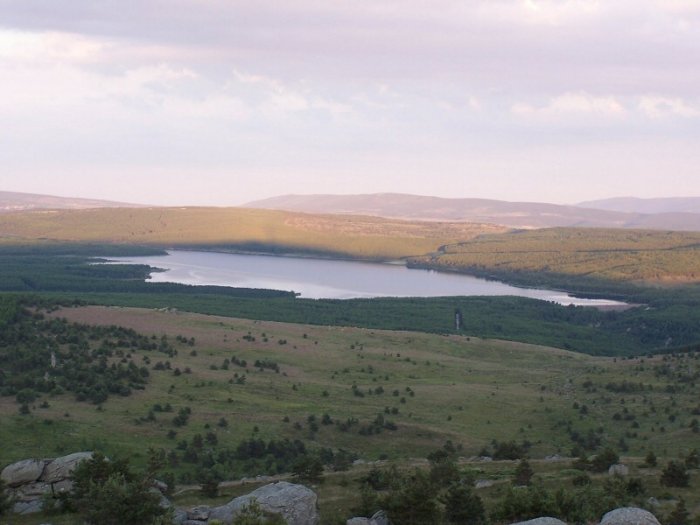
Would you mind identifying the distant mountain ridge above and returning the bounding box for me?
[0,191,144,212]
[244,193,700,231]
[578,196,700,214]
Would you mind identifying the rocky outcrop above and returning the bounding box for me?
[1,452,93,514]
[509,519,567,525]
[206,481,318,525]
[505,508,662,525]
[1,459,46,487]
[346,510,389,525]
[608,464,630,477]
[40,452,93,483]
[168,481,319,525]
[600,507,661,525]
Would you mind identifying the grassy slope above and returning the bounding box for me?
[0,207,505,260]
[3,306,700,523]
[410,227,700,284]
[2,306,697,466]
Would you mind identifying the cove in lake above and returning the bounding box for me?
[107,250,628,308]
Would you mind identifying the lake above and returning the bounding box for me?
[107,250,628,308]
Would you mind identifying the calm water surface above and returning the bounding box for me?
[109,250,627,307]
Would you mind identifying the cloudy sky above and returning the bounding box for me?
[1,0,699,205]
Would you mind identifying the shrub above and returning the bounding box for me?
[590,448,619,472]
[514,459,534,486]
[660,461,690,488]
[443,483,485,525]
[67,453,166,525]
[0,478,11,516]
[291,454,324,484]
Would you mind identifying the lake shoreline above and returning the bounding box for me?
[105,249,631,309]
[160,246,636,309]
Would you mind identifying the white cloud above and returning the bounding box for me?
[0,30,104,63]
[638,96,700,119]
[512,92,625,121]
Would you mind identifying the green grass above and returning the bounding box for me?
[2,305,698,467]
[2,305,700,523]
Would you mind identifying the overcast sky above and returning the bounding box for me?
[1,0,699,205]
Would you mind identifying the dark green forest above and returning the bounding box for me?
[1,244,700,356]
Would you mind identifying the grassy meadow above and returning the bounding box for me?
[2,305,700,522]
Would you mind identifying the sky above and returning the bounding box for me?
[1,0,699,206]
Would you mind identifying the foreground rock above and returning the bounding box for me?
[346,510,389,525]
[600,507,661,525]
[173,481,319,525]
[1,452,93,514]
[1,459,46,487]
[509,519,567,525]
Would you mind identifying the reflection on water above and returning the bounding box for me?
[107,250,628,307]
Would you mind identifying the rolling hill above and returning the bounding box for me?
[578,196,700,214]
[0,206,506,260]
[0,190,144,212]
[244,193,700,231]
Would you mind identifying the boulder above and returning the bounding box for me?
[608,464,629,477]
[600,507,661,525]
[172,508,188,525]
[13,481,51,501]
[510,518,567,525]
[187,506,211,521]
[208,481,318,525]
[369,510,389,525]
[12,499,44,515]
[475,479,494,489]
[40,452,93,483]
[51,479,74,494]
[347,511,388,525]
[1,459,46,487]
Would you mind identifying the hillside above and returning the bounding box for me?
[579,196,700,214]
[244,193,700,231]
[0,207,506,260]
[3,304,699,464]
[2,304,699,522]
[409,227,700,284]
[0,190,143,212]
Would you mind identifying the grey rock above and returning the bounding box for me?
[13,481,51,501]
[208,498,255,524]
[600,507,661,525]
[209,481,318,525]
[510,518,567,525]
[172,508,188,525]
[346,511,388,525]
[1,459,46,487]
[475,479,494,489]
[153,479,169,494]
[187,505,210,520]
[646,497,660,508]
[12,499,44,515]
[545,455,564,462]
[51,479,73,494]
[40,452,93,483]
[369,510,389,525]
[608,464,630,477]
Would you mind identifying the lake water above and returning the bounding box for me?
[107,250,628,308]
